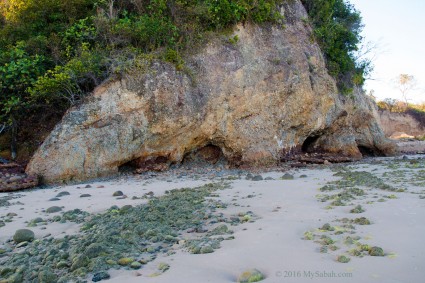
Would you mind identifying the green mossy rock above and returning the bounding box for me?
[368,246,385,256]
[118,257,134,266]
[130,261,142,269]
[337,255,351,263]
[84,243,105,258]
[238,269,265,282]
[38,268,57,283]
[13,229,35,243]
[70,255,89,271]
[280,173,294,180]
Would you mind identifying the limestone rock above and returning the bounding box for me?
[26,0,395,183]
[379,109,425,138]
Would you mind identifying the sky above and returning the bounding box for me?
[349,0,425,103]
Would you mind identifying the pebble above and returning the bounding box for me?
[38,268,58,283]
[252,175,263,181]
[56,191,70,197]
[281,173,294,180]
[238,269,265,282]
[49,198,61,201]
[113,190,124,197]
[46,206,62,213]
[92,271,111,282]
[80,194,91,198]
[130,261,142,269]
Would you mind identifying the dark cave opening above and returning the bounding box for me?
[302,135,321,153]
[182,144,225,165]
[357,145,380,157]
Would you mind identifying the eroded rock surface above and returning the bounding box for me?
[379,110,425,138]
[26,0,395,183]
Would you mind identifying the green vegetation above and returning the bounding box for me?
[377,99,425,134]
[301,0,369,94]
[0,0,368,159]
[0,183,239,282]
[0,0,285,159]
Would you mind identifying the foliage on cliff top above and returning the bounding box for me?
[0,0,369,160]
[377,99,425,130]
[301,0,369,94]
[0,0,285,159]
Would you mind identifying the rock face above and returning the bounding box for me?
[379,110,425,138]
[26,0,395,183]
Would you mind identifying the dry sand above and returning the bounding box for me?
[1,156,425,283]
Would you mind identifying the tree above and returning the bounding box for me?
[394,74,417,107]
[301,0,367,94]
[0,42,46,159]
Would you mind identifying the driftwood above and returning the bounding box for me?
[282,152,355,165]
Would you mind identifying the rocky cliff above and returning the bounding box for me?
[26,0,395,183]
[379,110,425,138]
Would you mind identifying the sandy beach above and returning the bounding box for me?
[1,156,425,283]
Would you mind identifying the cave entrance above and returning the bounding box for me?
[357,145,381,157]
[182,144,226,166]
[302,135,321,153]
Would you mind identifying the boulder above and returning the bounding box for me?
[13,229,35,243]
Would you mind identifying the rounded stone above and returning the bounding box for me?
[38,269,58,283]
[70,255,89,271]
[118,257,134,266]
[80,194,91,198]
[369,246,385,256]
[252,175,263,181]
[46,206,62,213]
[13,229,35,243]
[84,243,105,258]
[130,261,142,269]
[281,173,294,180]
[92,271,110,282]
[56,261,69,269]
[113,191,124,197]
[238,269,265,282]
[200,246,214,254]
[56,191,70,197]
